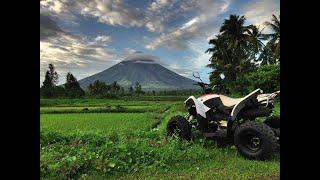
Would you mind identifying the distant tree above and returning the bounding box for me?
[109,81,121,94]
[152,90,156,96]
[53,86,66,97]
[134,81,143,95]
[128,86,134,95]
[88,80,107,96]
[64,73,85,98]
[120,87,125,95]
[42,64,58,87]
[163,90,167,96]
[42,72,52,89]
[41,64,60,98]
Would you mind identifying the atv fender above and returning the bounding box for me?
[230,89,261,121]
[185,96,210,118]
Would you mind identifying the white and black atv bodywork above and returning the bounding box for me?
[167,73,280,160]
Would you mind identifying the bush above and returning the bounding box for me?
[215,64,280,96]
[40,86,66,98]
[245,64,280,93]
[40,130,222,179]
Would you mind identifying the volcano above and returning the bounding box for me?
[78,58,199,91]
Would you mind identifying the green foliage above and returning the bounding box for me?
[42,64,59,88]
[88,80,107,96]
[41,64,60,98]
[88,80,124,98]
[206,14,280,95]
[109,81,122,95]
[128,86,134,96]
[206,15,263,94]
[245,64,280,93]
[206,15,260,82]
[134,81,144,95]
[261,14,280,64]
[64,73,85,98]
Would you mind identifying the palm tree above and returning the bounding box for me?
[246,25,265,61]
[219,15,249,61]
[206,35,231,81]
[220,15,248,48]
[207,15,257,82]
[262,14,280,63]
[206,14,272,94]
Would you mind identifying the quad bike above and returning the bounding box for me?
[167,73,280,160]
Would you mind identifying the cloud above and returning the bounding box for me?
[146,0,231,50]
[145,19,165,32]
[40,0,278,52]
[122,48,143,57]
[40,0,204,34]
[146,24,199,50]
[144,0,200,33]
[167,63,193,78]
[243,0,280,32]
[40,13,64,40]
[187,41,212,69]
[40,0,64,13]
[120,49,161,63]
[148,0,171,12]
[181,17,199,29]
[94,35,112,43]
[40,14,118,85]
[40,0,78,26]
[145,0,279,50]
[41,0,145,27]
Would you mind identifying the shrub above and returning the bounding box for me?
[245,64,280,93]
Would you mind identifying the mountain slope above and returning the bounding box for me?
[78,59,199,91]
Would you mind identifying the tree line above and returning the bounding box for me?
[40,65,200,99]
[40,64,85,98]
[40,64,147,98]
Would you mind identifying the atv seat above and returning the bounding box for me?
[218,95,244,109]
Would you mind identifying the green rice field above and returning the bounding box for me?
[40,98,280,179]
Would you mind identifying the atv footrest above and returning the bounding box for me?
[204,129,228,139]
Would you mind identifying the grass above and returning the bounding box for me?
[41,113,155,135]
[40,98,280,179]
[40,105,160,114]
[40,98,183,107]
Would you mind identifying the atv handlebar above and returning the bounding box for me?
[192,72,218,94]
[193,82,210,87]
[194,82,218,94]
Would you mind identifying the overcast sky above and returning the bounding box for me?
[40,0,280,86]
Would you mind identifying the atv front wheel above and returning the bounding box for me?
[234,121,277,160]
[167,116,191,141]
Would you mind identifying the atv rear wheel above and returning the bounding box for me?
[264,116,280,149]
[264,116,280,129]
[167,116,191,141]
[234,121,277,160]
